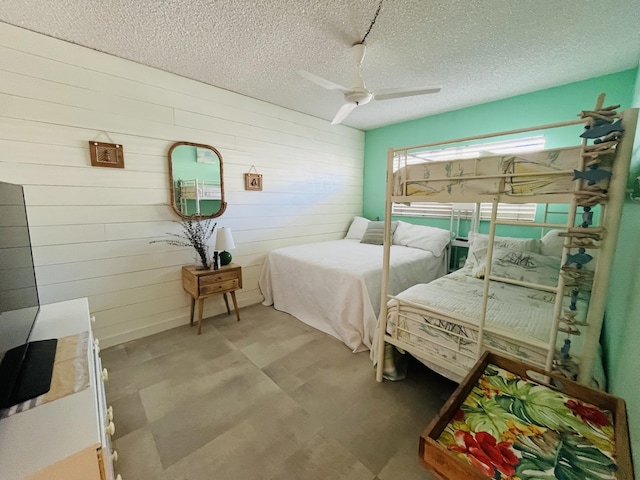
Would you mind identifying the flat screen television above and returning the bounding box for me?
[0,181,57,409]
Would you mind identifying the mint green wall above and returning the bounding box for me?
[172,145,221,182]
[364,68,640,471]
[603,63,640,475]
[364,69,637,220]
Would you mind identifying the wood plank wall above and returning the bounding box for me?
[0,23,364,347]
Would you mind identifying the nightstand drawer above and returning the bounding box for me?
[200,279,239,295]
[199,270,239,286]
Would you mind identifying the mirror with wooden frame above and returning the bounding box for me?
[168,142,227,219]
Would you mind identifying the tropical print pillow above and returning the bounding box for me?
[471,247,562,288]
[437,364,618,479]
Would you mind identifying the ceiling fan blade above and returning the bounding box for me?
[373,86,441,101]
[297,70,348,92]
[331,102,357,125]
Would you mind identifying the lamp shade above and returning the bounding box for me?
[216,227,236,251]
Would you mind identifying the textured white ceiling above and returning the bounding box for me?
[1,0,639,130]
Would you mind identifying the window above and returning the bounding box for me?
[392,202,537,221]
[392,136,544,222]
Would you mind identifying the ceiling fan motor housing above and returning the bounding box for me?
[345,88,372,105]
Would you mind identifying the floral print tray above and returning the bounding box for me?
[436,363,619,479]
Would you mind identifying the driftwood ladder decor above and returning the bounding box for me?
[559,94,633,383]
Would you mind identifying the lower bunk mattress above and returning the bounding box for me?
[380,267,603,386]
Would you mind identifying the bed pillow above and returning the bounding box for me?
[541,229,566,257]
[391,220,410,245]
[360,221,398,245]
[466,232,542,268]
[345,216,370,240]
[471,247,562,287]
[393,221,451,256]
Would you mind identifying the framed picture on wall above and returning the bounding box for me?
[88,141,124,168]
[245,172,263,191]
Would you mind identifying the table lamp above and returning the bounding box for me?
[216,227,236,266]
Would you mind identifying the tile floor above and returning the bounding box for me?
[102,304,457,480]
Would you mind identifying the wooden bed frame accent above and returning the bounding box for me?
[419,351,634,480]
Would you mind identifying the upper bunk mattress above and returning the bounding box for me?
[394,147,583,202]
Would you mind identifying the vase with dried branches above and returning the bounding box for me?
[151,217,217,270]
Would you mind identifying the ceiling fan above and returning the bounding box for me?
[298,43,441,125]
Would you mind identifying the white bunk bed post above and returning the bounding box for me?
[471,203,481,235]
[448,211,454,272]
[376,147,397,382]
[194,179,202,214]
[578,107,638,383]
[477,198,499,360]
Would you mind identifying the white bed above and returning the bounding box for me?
[259,237,447,352]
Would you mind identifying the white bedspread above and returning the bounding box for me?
[380,267,603,387]
[391,267,588,344]
[259,239,446,353]
[395,271,554,342]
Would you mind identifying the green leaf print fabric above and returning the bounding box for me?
[437,364,618,480]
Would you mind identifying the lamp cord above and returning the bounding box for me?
[360,0,383,44]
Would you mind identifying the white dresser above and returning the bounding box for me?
[0,298,120,480]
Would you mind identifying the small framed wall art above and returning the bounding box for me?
[88,141,124,168]
[244,166,262,191]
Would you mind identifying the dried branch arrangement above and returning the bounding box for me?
[151,216,217,269]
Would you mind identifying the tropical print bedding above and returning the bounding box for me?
[437,363,618,479]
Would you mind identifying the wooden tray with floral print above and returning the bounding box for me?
[420,351,633,480]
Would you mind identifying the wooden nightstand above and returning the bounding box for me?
[181,263,243,334]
